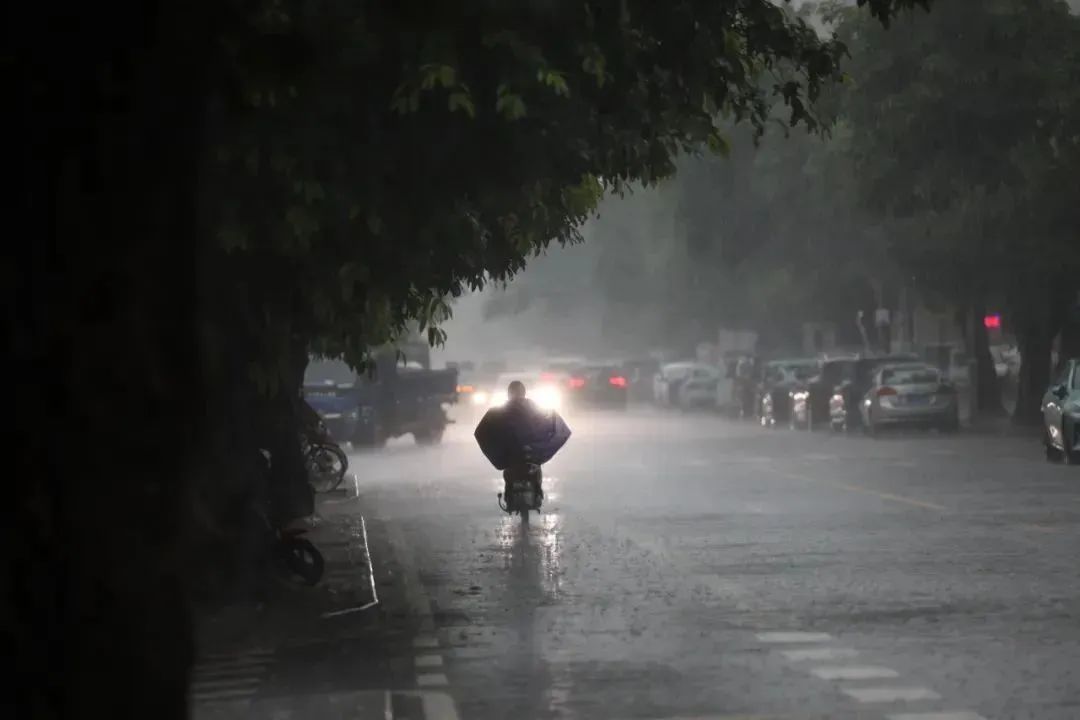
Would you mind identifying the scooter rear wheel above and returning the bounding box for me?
[278,536,325,585]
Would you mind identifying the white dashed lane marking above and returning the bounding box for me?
[842,686,942,703]
[417,672,449,687]
[781,647,859,661]
[415,654,444,668]
[887,712,988,720]
[756,632,832,643]
[753,628,976,717]
[190,649,274,704]
[616,716,780,720]
[810,665,900,681]
[394,691,461,720]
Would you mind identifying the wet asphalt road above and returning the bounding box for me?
[343,408,1077,720]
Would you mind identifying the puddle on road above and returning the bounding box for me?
[493,511,564,605]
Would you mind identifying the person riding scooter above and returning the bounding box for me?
[500,381,546,500]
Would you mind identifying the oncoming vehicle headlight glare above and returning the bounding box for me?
[534,385,562,410]
[472,391,489,406]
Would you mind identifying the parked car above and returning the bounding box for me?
[714,354,742,416]
[828,353,921,432]
[619,357,661,404]
[791,355,859,429]
[858,362,959,436]
[1041,357,1080,464]
[677,364,722,410]
[653,361,697,406]
[758,358,820,428]
[566,364,630,409]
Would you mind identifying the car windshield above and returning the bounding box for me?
[882,365,940,385]
[304,358,356,386]
[823,360,857,383]
[785,363,819,381]
[545,360,585,374]
[585,366,617,379]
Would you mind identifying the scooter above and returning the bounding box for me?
[255,449,325,585]
[498,462,543,523]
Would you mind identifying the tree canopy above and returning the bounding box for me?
[205,0,931,377]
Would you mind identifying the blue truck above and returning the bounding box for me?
[303,339,458,447]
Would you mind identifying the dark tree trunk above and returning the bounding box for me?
[264,334,315,524]
[12,2,215,718]
[971,301,1005,416]
[1012,296,1055,427]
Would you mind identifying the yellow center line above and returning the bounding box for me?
[774,470,949,512]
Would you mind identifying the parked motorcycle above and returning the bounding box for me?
[255,449,325,585]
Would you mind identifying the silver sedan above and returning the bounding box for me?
[860,362,960,435]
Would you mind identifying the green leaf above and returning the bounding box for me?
[448,91,476,118]
[495,92,527,120]
[538,69,570,97]
[706,131,731,157]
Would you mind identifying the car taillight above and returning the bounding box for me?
[456,384,474,393]
[877,386,898,397]
[540,372,556,382]
[569,376,586,389]
[609,376,628,388]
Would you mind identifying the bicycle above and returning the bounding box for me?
[301,431,348,493]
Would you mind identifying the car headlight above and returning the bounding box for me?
[472,391,489,406]
[534,385,562,411]
[346,408,359,420]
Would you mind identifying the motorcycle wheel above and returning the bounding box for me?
[278,536,324,585]
[520,508,530,524]
[307,443,347,493]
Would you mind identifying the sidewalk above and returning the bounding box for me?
[188,483,463,719]
[191,486,381,706]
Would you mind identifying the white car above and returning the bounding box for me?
[653,362,696,406]
[714,368,738,415]
[679,365,722,409]
[654,362,720,408]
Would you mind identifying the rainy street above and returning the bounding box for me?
[281,408,1080,720]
